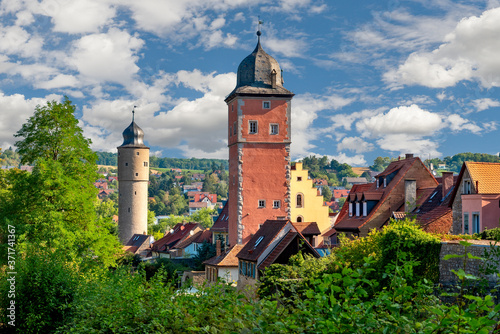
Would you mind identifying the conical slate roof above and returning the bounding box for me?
[225,31,293,101]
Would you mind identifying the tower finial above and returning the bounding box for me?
[132,106,137,122]
[257,16,263,42]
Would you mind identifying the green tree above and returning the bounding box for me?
[370,156,393,172]
[0,98,121,266]
[190,207,216,228]
[322,185,332,201]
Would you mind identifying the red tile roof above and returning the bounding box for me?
[174,229,212,249]
[335,157,438,232]
[237,220,289,262]
[151,222,200,252]
[123,234,151,254]
[204,244,244,267]
[466,162,500,194]
[211,201,229,232]
[292,222,321,235]
[322,227,337,238]
[258,231,298,270]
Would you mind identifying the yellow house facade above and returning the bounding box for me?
[290,162,331,234]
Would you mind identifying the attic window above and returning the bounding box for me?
[136,152,139,155]
[263,101,271,109]
[463,179,471,194]
[254,236,264,247]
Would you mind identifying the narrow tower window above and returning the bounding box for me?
[136,152,139,155]
[233,121,237,135]
[296,194,303,208]
[144,162,148,167]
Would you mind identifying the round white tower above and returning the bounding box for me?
[118,111,150,244]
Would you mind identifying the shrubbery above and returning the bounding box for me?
[0,250,80,333]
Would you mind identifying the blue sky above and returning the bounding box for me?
[0,0,499,166]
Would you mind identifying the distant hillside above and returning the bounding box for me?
[95,151,228,171]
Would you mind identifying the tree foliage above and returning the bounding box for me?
[0,99,121,266]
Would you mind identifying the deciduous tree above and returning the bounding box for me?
[0,98,121,266]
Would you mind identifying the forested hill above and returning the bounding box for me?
[95,151,229,171]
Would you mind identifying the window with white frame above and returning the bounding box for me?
[258,200,266,208]
[464,212,469,234]
[249,121,257,134]
[472,212,480,233]
[233,121,237,135]
[363,202,367,216]
[270,123,279,135]
[273,200,280,209]
[263,101,271,109]
[355,202,360,217]
[349,202,353,217]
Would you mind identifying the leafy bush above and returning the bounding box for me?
[0,250,79,333]
[480,228,500,241]
[336,218,442,284]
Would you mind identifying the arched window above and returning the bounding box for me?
[296,193,303,208]
[297,216,303,222]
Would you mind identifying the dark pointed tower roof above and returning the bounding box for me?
[119,110,148,148]
[225,30,293,101]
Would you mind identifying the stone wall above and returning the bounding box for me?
[181,270,206,287]
[439,240,500,284]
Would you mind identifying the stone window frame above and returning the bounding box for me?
[258,199,266,208]
[262,101,271,109]
[273,200,280,209]
[249,120,258,134]
[270,123,279,135]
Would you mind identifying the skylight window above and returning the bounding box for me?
[254,236,264,248]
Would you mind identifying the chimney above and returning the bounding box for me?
[404,179,417,213]
[442,172,454,199]
[405,153,414,159]
[216,239,221,256]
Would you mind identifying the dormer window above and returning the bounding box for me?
[349,202,353,217]
[355,202,360,217]
[363,202,367,216]
[383,178,387,188]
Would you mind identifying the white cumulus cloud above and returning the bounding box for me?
[385,7,500,88]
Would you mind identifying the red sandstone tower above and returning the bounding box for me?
[225,30,294,246]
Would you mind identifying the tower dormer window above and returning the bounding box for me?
[263,101,270,109]
[249,121,258,134]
